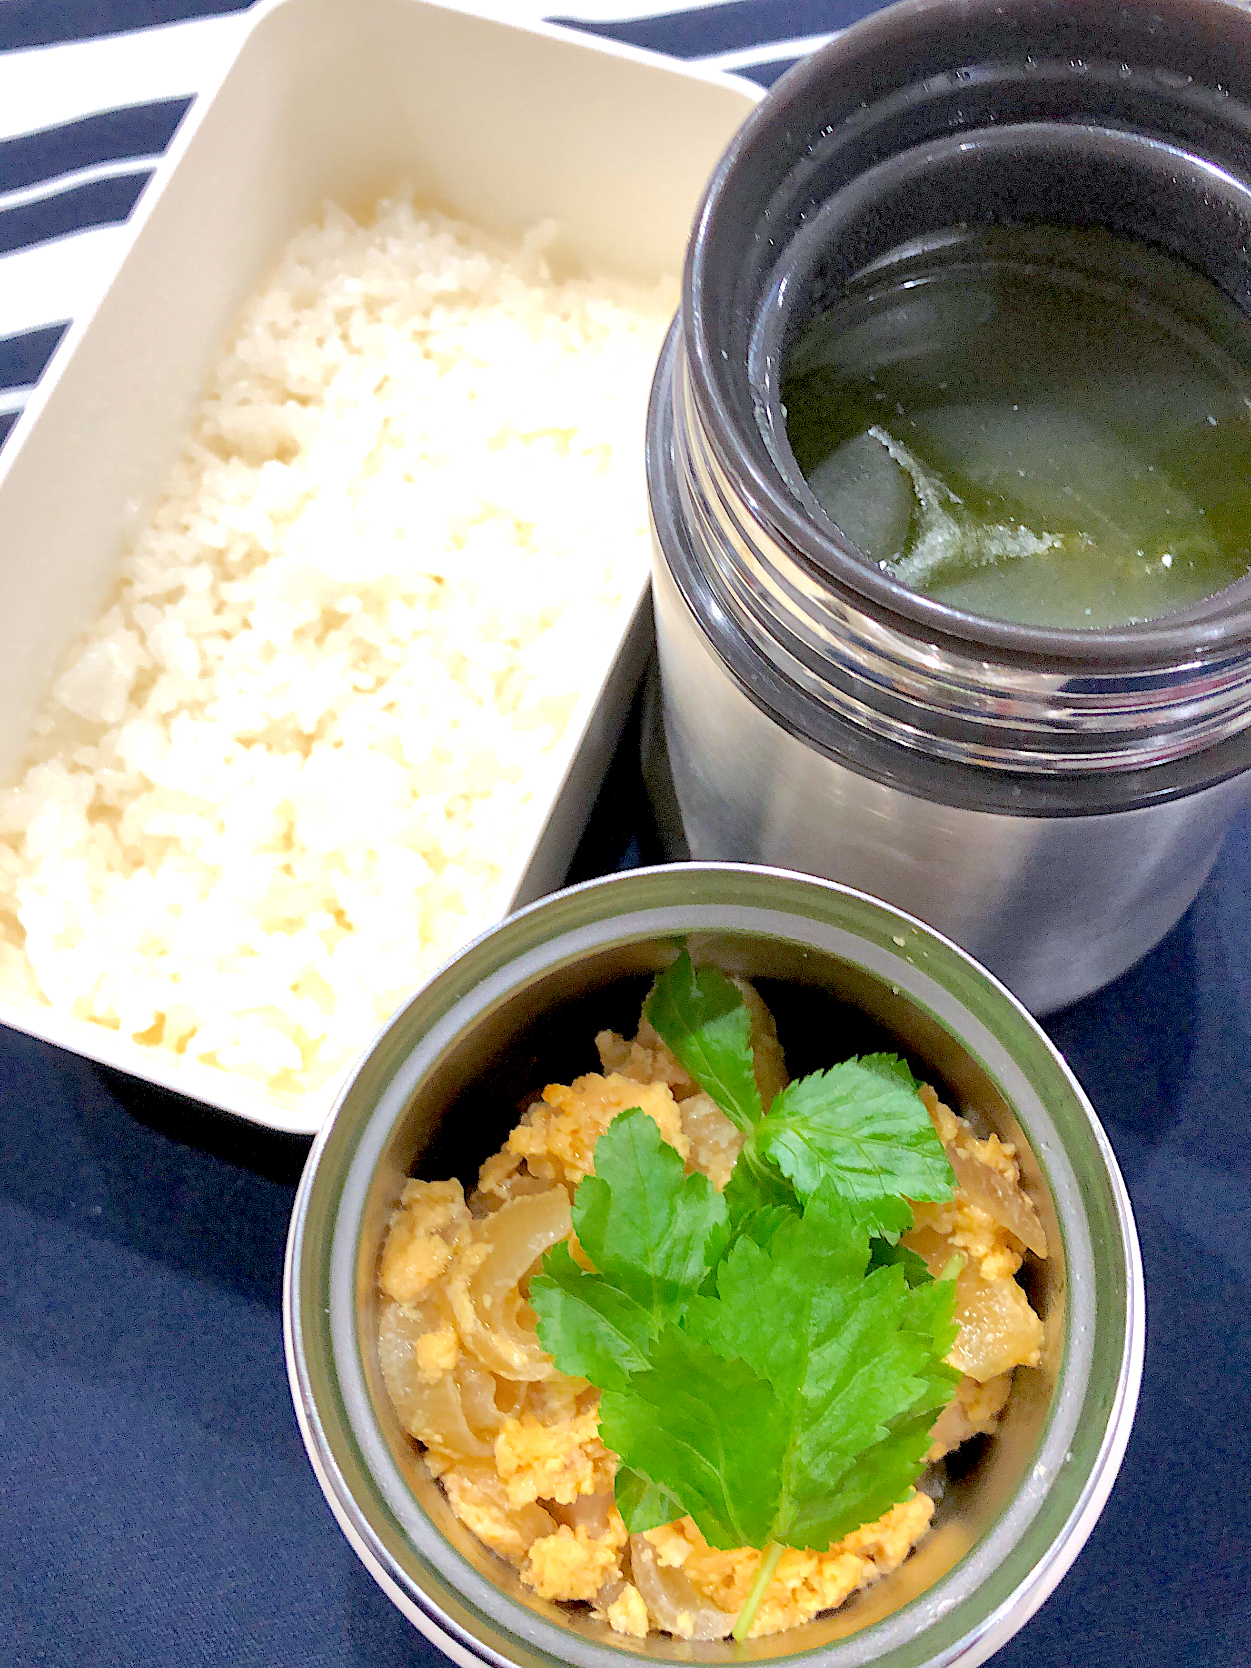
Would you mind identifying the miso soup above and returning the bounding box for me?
[782,225,1251,629]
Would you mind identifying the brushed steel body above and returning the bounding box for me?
[653,547,1246,1012]
[285,865,1143,1668]
[644,0,1251,1015]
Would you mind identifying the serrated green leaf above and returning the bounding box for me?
[644,952,763,1134]
[722,1148,801,1239]
[869,1235,932,1287]
[781,1409,939,1548]
[858,1052,918,1089]
[615,1467,684,1533]
[852,1193,916,1245]
[532,1109,728,1391]
[599,1332,780,1550]
[573,1107,729,1316]
[896,1263,963,1376]
[747,1060,955,1207]
[598,1182,960,1553]
[530,1241,652,1391]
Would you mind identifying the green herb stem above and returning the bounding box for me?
[732,1542,784,1642]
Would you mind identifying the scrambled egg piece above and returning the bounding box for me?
[496,1409,613,1508]
[415,1326,459,1380]
[441,1464,555,1564]
[523,1516,628,1602]
[604,1583,649,1637]
[905,1087,1046,1384]
[509,1072,688,1189]
[375,979,1050,1641]
[911,1091,1027,1281]
[643,1495,935,1637]
[594,1026,696,1098]
[378,1178,468,1303]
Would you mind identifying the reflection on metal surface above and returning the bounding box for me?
[645,0,1251,1013]
[285,868,1141,1668]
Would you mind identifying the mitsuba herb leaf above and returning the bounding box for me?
[534,962,963,1569]
[722,1148,801,1241]
[746,1061,955,1210]
[869,1235,934,1287]
[601,1331,777,1547]
[529,1241,653,1389]
[644,958,952,1222]
[573,1108,730,1310]
[600,1182,960,1551]
[643,952,763,1134]
[858,1052,920,1090]
[531,1108,728,1389]
[614,1467,684,1533]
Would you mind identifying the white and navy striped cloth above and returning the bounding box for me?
[0,0,877,451]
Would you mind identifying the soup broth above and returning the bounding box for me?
[783,225,1251,629]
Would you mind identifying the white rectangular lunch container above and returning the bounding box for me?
[0,0,759,1134]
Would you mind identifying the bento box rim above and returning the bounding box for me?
[0,0,762,1136]
[285,861,1145,1668]
[0,0,761,473]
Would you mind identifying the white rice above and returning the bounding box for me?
[0,197,673,1097]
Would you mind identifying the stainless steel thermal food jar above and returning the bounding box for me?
[646,0,1251,1013]
[285,864,1143,1668]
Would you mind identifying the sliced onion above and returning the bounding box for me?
[473,1189,573,1308]
[629,1536,736,1640]
[948,1145,1048,1257]
[442,1462,556,1564]
[548,1489,615,1538]
[947,1263,1044,1382]
[453,1189,572,1380]
[458,1358,528,1438]
[378,1301,491,1457]
[904,1228,1044,1383]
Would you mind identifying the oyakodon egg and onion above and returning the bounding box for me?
[376,978,1048,1642]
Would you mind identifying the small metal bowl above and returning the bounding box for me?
[283,864,1143,1668]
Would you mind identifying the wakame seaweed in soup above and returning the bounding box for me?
[782,224,1251,629]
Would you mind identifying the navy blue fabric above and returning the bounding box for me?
[0,0,251,51]
[0,100,190,193]
[0,169,150,255]
[0,102,191,414]
[0,325,65,387]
